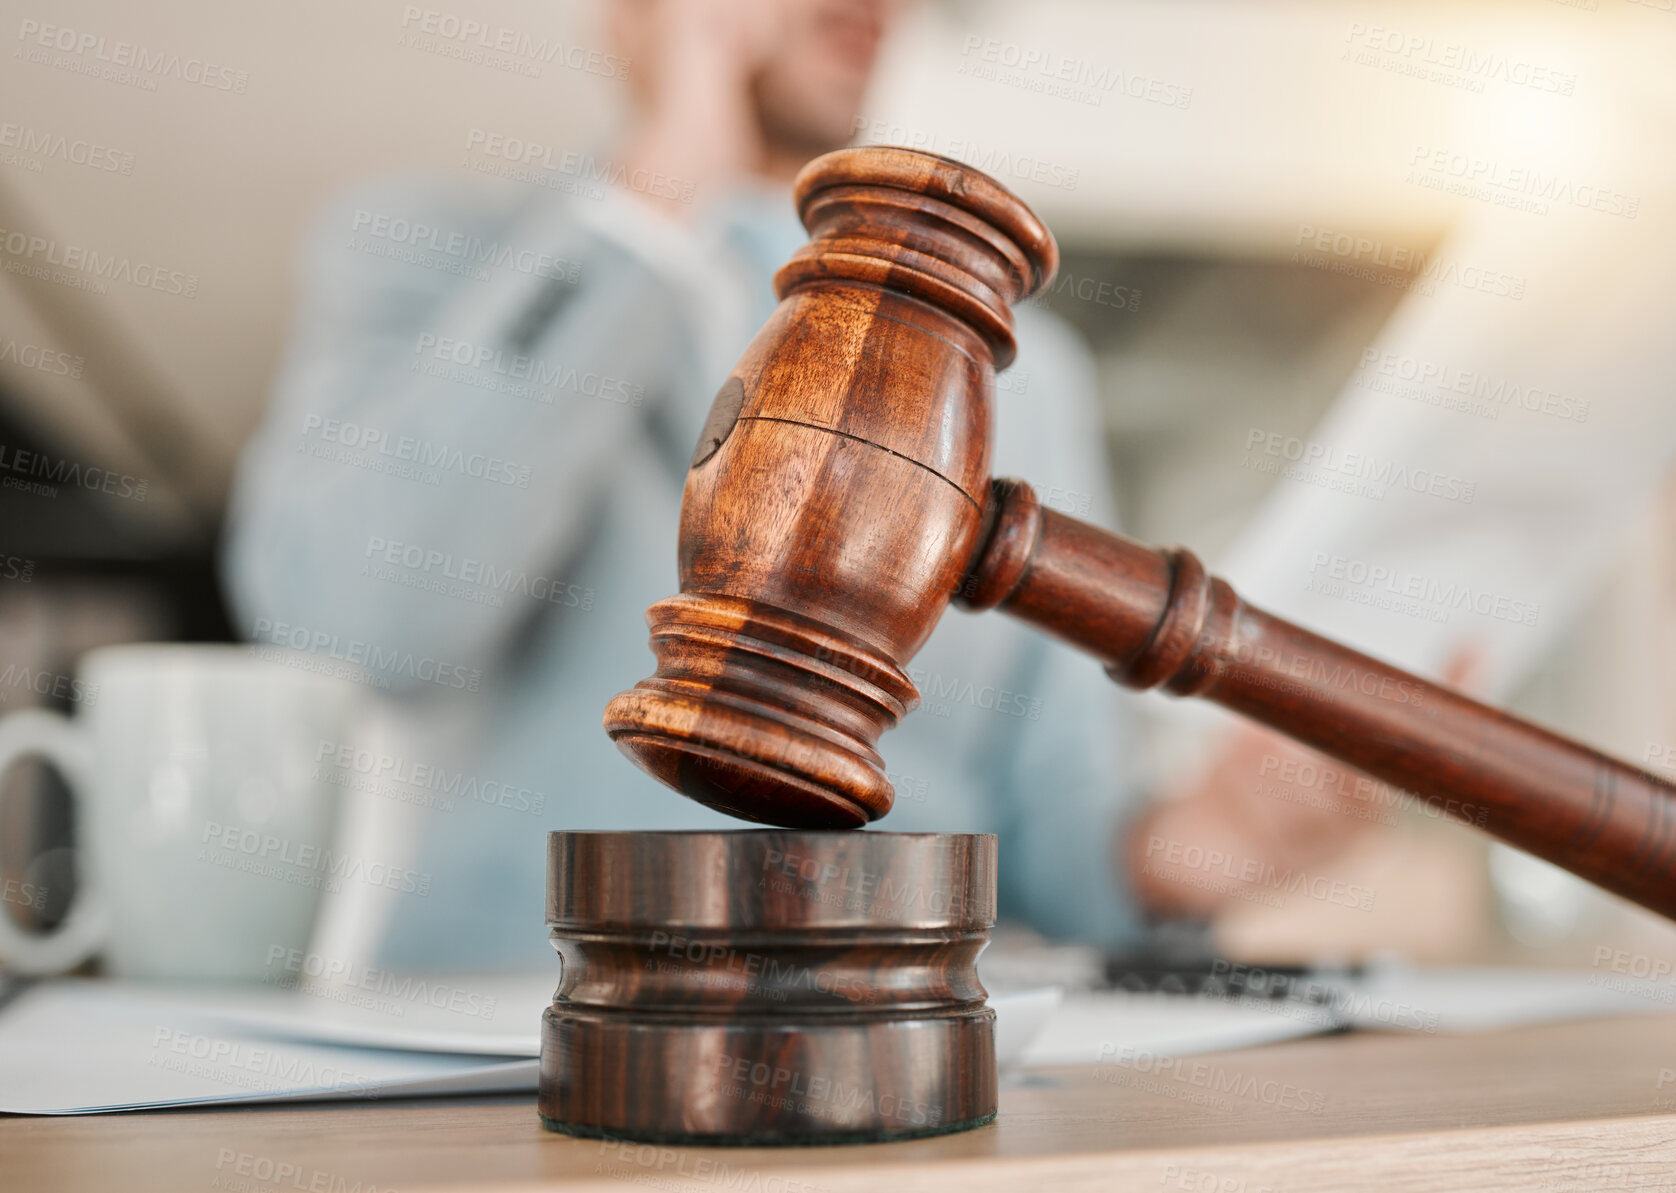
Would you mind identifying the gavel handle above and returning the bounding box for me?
[959,478,1676,919]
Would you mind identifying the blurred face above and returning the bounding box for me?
[754,0,891,156]
[608,0,893,158]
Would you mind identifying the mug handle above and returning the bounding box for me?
[0,708,107,974]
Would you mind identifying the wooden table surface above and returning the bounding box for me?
[4,1014,1675,1193]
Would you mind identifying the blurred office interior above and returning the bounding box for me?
[3,0,1676,965]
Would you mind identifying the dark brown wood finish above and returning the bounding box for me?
[963,488,1676,918]
[538,830,998,1144]
[604,146,1676,921]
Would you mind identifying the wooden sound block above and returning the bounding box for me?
[537,830,998,1145]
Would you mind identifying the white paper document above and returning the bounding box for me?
[135,973,553,1056]
[0,979,1069,1114]
[1341,962,1673,1033]
[4,966,1667,1115]
[1019,991,1328,1067]
[0,981,538,1114]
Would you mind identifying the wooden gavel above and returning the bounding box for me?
[604,146,1676,921]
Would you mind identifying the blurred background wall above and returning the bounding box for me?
[3,0,1675,963]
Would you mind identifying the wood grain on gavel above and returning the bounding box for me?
[604,146,1676,920]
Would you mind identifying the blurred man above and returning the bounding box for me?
[224,0,1146,968]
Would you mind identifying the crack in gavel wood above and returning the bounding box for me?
[604,146,1676,920]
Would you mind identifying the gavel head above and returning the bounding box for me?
[603,147,1058,829]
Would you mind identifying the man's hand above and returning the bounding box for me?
[1125,644,1487,919]
[1124,725,1384,919]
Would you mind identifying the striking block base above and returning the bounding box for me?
[537,829,998,1145]
[538,1006,996,1144]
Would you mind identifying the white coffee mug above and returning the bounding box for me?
[0,643,359,977]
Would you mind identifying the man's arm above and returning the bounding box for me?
[222,178,713,682]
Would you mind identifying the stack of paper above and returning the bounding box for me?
[5,965,1663,1114]
[0,979,542,1114]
